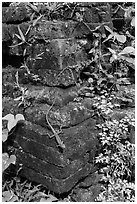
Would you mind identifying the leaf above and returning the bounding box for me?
[108,47,116,55]
[93,32,100,38]
[119,46,135,55]
[28,3,39,13]
[88,77,94,83]
[131,17,135,27]
[7,118,17,132]
[2,153,9,162]
[103,34,114,43]
[116,84,120,90]
[114,72,123,77]
[2,191,13,202]
[2,153,9,171]
[18,25,26,42]
[15,114,25,122]
[104,25,113,34]
[125,57,135,65]
[40,198,48,202]
[92,73,98,79]
[30,12,35,21]
[2,129,9,142]
[102,33,106,38]
[2,113,14,121]
[110,56,115,63]
[14,96,22,101]
[23,48,27,56]
[33,14,43,26]
[89,48,94,54]
[18,101,24,107]
[15,33,22,40]
[107,74,114,79]
[40,194,58,202]
[25,25,31,35]
[116,34,126,43]
[2,154,16,172]
[121,56,135,65]
[2,190,18,202]
[124,7,135,20]
[94,25,101,31]
[9,42,24,48]
[97,78,106,85]
[117,78,131,85]
[9,155,16,165]
[8,194,18,202]
[2,113,25,132]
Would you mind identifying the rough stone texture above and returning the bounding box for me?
[2,2,113,195]
[72,184,102,202]
[11,118,98,194]
[2,9,112,87]
[2,3,32,23]
[24,85,79,107]
[24,98,95,128]
[2,97,23,116]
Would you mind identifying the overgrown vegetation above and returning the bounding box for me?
[2,2,135,202]
[95,116,135,201]
[90,3,135,202]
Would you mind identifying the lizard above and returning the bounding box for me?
[45,99,66,149]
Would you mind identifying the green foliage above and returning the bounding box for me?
[83,3,135,94]
[103,25,126,43]
[9,25,31,50]
[78,3,135,201]
[2,113,25,172]
[2,113,25,133]
[2,176,59,202]
[96,178,135,202]
[95,116,135,202]
[2,153,16,173]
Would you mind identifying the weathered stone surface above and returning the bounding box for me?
[26,38,88,71]
[18,163,94,194]
[16,150,84,179]
[2,97,23,117]
[24,98,95,128]
[72,184,102,202]
[11,118,98,194]
[2,64,77,88]
[2,3,32,23]
[2,66,17,97]
[2,2,114,196]
[3,20,112,43]
[32,20,77,40]
[38,69,77,87]
[25,85,79,106]
[14,118,98,159]
[32,20,112,40]
[78,172,102,188]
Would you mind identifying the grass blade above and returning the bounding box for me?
[15,34,22,40]
[9,42,24,48]
[18,26,26,42]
